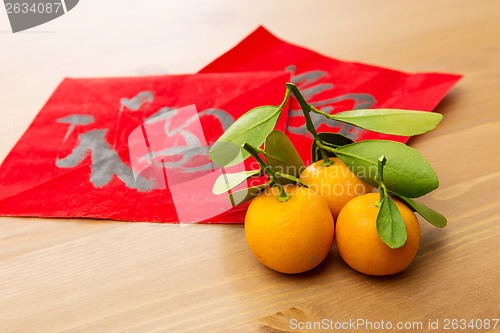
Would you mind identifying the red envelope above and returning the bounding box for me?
[200,26,462,164]
[0,71,290,223]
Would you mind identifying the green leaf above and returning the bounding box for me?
[334,140,439,198]
[212,169,261,195]
[228,180,272,206]
[328,109,443,136]
[390,192,447,228]
[264,130,305,184]
[210,106,282,166]
[311,132,354,162]
[377,196,408,249]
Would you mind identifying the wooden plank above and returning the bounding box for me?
[1,0,499,331]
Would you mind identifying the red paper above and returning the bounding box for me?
[200,26,462,164]
[0,72,290,223]
[0,26,462,224]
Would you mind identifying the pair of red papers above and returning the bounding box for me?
[0,26,461,223]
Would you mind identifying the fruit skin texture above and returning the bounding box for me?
[336,193,421,276]
[299,158,372,219]
[245,184,334,274]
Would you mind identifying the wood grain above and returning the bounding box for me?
[1,0,499,332]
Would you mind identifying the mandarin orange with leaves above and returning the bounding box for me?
[336,193,421,276]
[245,184,334,274]
[210,83,447,278]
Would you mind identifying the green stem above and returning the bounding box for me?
[242,143,291,202]
[311,105,368,131]
[256,148,290,166]
[321,141,339,148]
[286,83,319,137]
[278,87,292,111]
[317,142,334,167]
[316,141,339,155]
[376,155,386,185]
[310,105,335,119]
[375,155,387,207]
[319,143,386,175]
[286,83,332,166]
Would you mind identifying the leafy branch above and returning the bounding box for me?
[209,83,447,237]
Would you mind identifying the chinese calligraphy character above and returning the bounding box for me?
[286,65,377,139]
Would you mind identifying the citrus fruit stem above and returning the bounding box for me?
[317,141,335,167]
[375,155,388,207]
[276,190,292,202]
[286,82,333,167]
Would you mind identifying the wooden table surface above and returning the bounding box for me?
[1,1,499,332]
